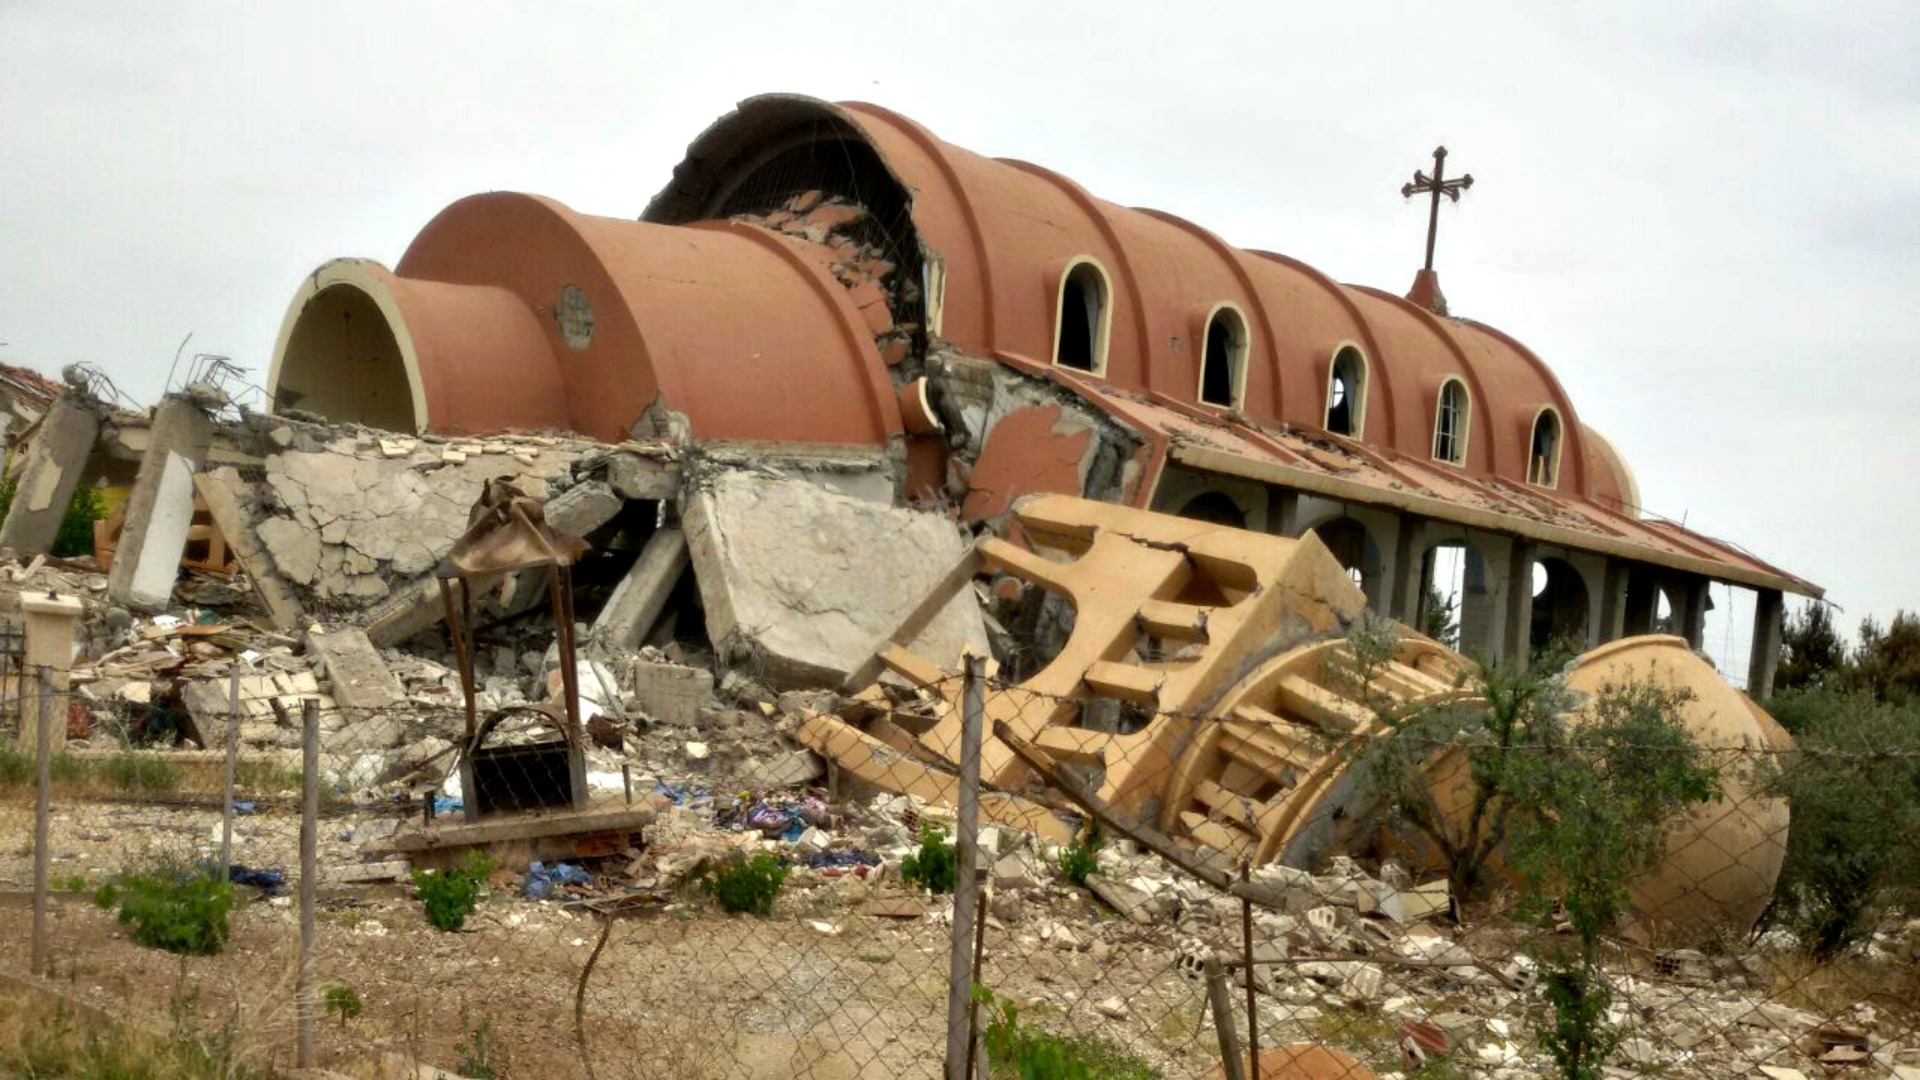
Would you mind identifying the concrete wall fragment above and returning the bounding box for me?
[683,470,989,688]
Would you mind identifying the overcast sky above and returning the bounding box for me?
[2,2,1914,673]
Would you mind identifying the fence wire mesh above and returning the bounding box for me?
[5,644,1919,1080]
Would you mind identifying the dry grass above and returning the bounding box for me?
[0,973,285,1079]
[1766,947,1920,1021]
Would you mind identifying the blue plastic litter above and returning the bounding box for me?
[432,794,463,815]
[522,861,593,900]
[230,799,257,816]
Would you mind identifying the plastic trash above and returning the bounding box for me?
[523,860,593,899]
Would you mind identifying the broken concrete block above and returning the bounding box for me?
[683,471,989,687]
[0,393,100,557]
[1379,880,1450,924]
[180,678,236,748]
[539,479,622,539]
[123,451,200,610]
[605,451,679,501]
[305,627,405,713]
[108,395,213,610]
[629,659,712,727]
[739,748,824,789]
[591,527,688,652]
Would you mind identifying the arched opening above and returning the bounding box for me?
[1199,306,1247,407]
[275,283,419,432]
[1654,587,1678,636]
[1176,490,1247,529]
[1325,347,1367,437]
[1313,517,1377,596]
[1432,378,1470,466]
[1530,557,1591,655]
[1419,542,1467,648]
[1528,408,1563,487]
[1054,261,1111,373]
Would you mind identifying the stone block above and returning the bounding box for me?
[630,660,713,727]
[306,626,405,713]
[683,471,988,687]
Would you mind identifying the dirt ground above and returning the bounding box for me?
[0,797,1223,1080]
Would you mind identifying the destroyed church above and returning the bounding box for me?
[1,95,1813,933]
[261,94,1816,695]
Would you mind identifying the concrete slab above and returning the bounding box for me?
[0,393,100,557]
[305,626,405,713]
[194,468,305,631]
[125,451,198,610]
[591,527,688,652]
[683,471,988,687]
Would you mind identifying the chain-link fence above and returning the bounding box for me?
[6,648,1920,1080]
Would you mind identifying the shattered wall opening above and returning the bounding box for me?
[275,282,419,432]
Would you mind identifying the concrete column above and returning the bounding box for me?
[1460,540,1504,661]
[1597,559,1630,644]
[107,395,214,612]
[0,393,100,557]
[1388,515,1428,624]
[1364,514,1399,617]
[16,592,82,754]
[1270,488,1301,537]
[1680,576,1711,650]
[1748,588,1784,700]
[1503,540,1537,668]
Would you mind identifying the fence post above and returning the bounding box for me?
[297,696,319,1067]
[943,654,986,1079]
[29,666,52,976]
[1205,957,1247,1080]
[1241,860,1260,1080]
[219,665,241,879]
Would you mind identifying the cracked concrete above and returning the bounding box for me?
[684,469,988,687]
[251,433,588,609]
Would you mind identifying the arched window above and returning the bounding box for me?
[1325,346,1367,437]
[1432,378,1470,465]
[1528,408,1562,487]
[1199,305,1247,407]
[1054,260,1111,373]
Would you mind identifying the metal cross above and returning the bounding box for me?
[1401,146,1474,272]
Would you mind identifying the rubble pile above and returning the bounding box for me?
[0,377,1896,1078]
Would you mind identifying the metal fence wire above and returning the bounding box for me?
[6,653,1920,1080]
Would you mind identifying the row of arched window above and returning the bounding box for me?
[1049,258,1563,487]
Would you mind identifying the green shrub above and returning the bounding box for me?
[323,985,363,1025]
[974,986,1160,1079]
[92,881,121,909]
[700,852,789,916]
[1505,679,1721,1080]
[413,853,494,932]
[0,742,28,789]
[1058,829,1100,888]
[112,866,233,955]
[52,483,105,559]
[1759,688,1920,959]
[901,825,956,894]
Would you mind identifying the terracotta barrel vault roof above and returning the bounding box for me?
[646,95,1607,503]
[646,94,1814,596]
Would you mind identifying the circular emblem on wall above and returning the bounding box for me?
[556,285,595,351]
